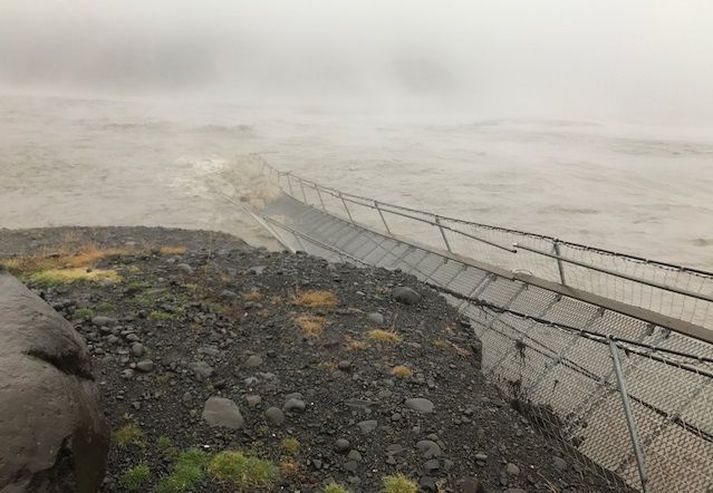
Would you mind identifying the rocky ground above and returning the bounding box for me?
[0,227,621,493]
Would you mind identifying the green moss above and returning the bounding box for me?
[208,450,277,490]
[324,483,350,493]
[120,464,150,491]
[382,473,418,493]
[156,435,173,451]
[113,423,145,448]
[96,301,114,313]
[73,308,94,320]
[148,310,176,321]
[279,437,300,455]
[154,449,208,493]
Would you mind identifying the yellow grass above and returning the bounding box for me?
[291,289,337,308]
[391,365,413,379]
[367,329,401,343]
[433,338,470,357]
[1,243,133,276]
[159,245,187,255]
[345,337,368,351]
[29,268,121,286]
[279,459,298,476]
[295,314,327,337]
[243,290,264,302]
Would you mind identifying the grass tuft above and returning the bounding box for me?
[279,437,300,455]
[295,314,326,337]
[391,365,413,379]
[279,459,298,476]
[291,289,337,308]
[243,290,264,302]
[382,473,418,493]
[28,267,121,286]
[0,243,133,277]
[155,448,209,493]
[73,308,94,321]
[113,423,145,448]
[159,246,187,255]
[119,464,150,491]
[149,310,176,321]
[367,329,401,343]
[208,450,277,490]
[324,482,350,493]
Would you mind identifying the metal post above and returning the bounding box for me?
[286,173,295,196]
[314,184,326,211]
[435,216,452,253]
[299,179,308,204]
[553,239,567,285]
[339,193,354,223]
[609,340,650,493]
[374,201,392,235]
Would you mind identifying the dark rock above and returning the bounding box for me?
[135,360,154,372]
[201,397,244,429]
[91,316,117,327]
[0,274,109,492]
[245,355,263,368]
[334,438,351,453]
[392,286,421,305]
[357,420,378,434]
[265,407,285,426]
[405,397,434,414]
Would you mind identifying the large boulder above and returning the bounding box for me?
[0,273,109,492]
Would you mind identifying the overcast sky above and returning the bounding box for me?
[1,0,712,122]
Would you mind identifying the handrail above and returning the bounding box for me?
[515,243,713,304]
[267,162,713,279]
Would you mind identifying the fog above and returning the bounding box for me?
[2,0,713,122]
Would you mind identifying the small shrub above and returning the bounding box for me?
[113,423,145,448]
[96,302,114,313]
[279,437,300,455]
[73,308,94,320]
[291,289,337,308]
[391,365,413,379]
[295,314,326,337]
[208,450,277,490]
[382,473,418,493]
[367,329,401,343]
[119,464,150,491]
[324,482,349,493]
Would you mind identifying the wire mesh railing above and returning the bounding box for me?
[248,161,713,492]
[263,163,713,337]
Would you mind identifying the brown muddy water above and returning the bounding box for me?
[2,93,712,269]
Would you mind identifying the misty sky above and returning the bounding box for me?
[2,0,713,122]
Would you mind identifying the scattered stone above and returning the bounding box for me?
[337,360,352,371]
[461,477,485,493]
[367,312,385,325]
[357,420,378,434]
[120,369,135,379]
[201,397,244,429]
[245,394,262,408]
[347,450,362,462]
[405,397,435,414]
[392,286,421,305]
[334,438,351,453]
[265,407,285,426]
[91,316,116,327]
[130,342,145,357]
[424,458,440,474]
[176,263,193,274]
[283,397,306,413]
[506,462,520,476]
[135,360,154,372]
[245,355,263,368]
[553,456,568,472]
[416,440,442,458]
[191,360,214,380]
